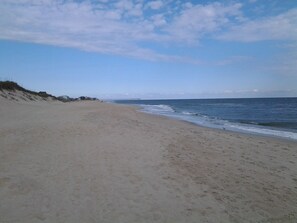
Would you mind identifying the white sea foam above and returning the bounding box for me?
[141,104,175,114]
[227,123,297,140]
[181,111,197,115]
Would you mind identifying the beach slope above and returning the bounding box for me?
[0,98,297,223]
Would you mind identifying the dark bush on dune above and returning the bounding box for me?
[0,81,101,102]
[0,81,57,99]
[0,81,22,91]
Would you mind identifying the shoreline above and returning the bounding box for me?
[153,113,297,144]
[1,100,297,222]
[114,101,297,142]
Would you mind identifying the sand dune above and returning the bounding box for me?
[0,96,297,222]
[0,81,57,102]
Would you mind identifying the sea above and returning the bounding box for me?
[115,98,297,141]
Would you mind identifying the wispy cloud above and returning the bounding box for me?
[146,1,164,10]
[218,8,297,42]
[0,0,296,65]
[166,2,243,44]
[214,56,252,66]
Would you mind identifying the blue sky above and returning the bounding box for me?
[0,0,296,99]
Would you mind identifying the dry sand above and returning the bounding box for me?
[0,98,297,223]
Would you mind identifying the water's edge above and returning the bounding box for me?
[113,100,297,141]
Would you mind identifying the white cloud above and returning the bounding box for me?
[183,2,193,9]
[115,0,134,11]
[104,10,122,20]
[218,8,297,42]
[166,2,243,44]
[0,0,296,66]
[150,14,166,27]
[126,3,143,17]
[0,1,151,58]
[146,1,163,10]
[214,56,252,66]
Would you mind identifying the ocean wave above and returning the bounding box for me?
[227,123,297,140]
[139,105,297,141]
[141,104,175,113]
[257,122,297,129]
[181,111,198,116]
[238,121,297,130]
[203,103,245,107]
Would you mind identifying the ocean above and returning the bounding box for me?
[115,98,297,141]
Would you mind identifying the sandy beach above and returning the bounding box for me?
[1,98,297,223]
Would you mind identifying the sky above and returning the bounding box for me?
[0,0,297,99]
